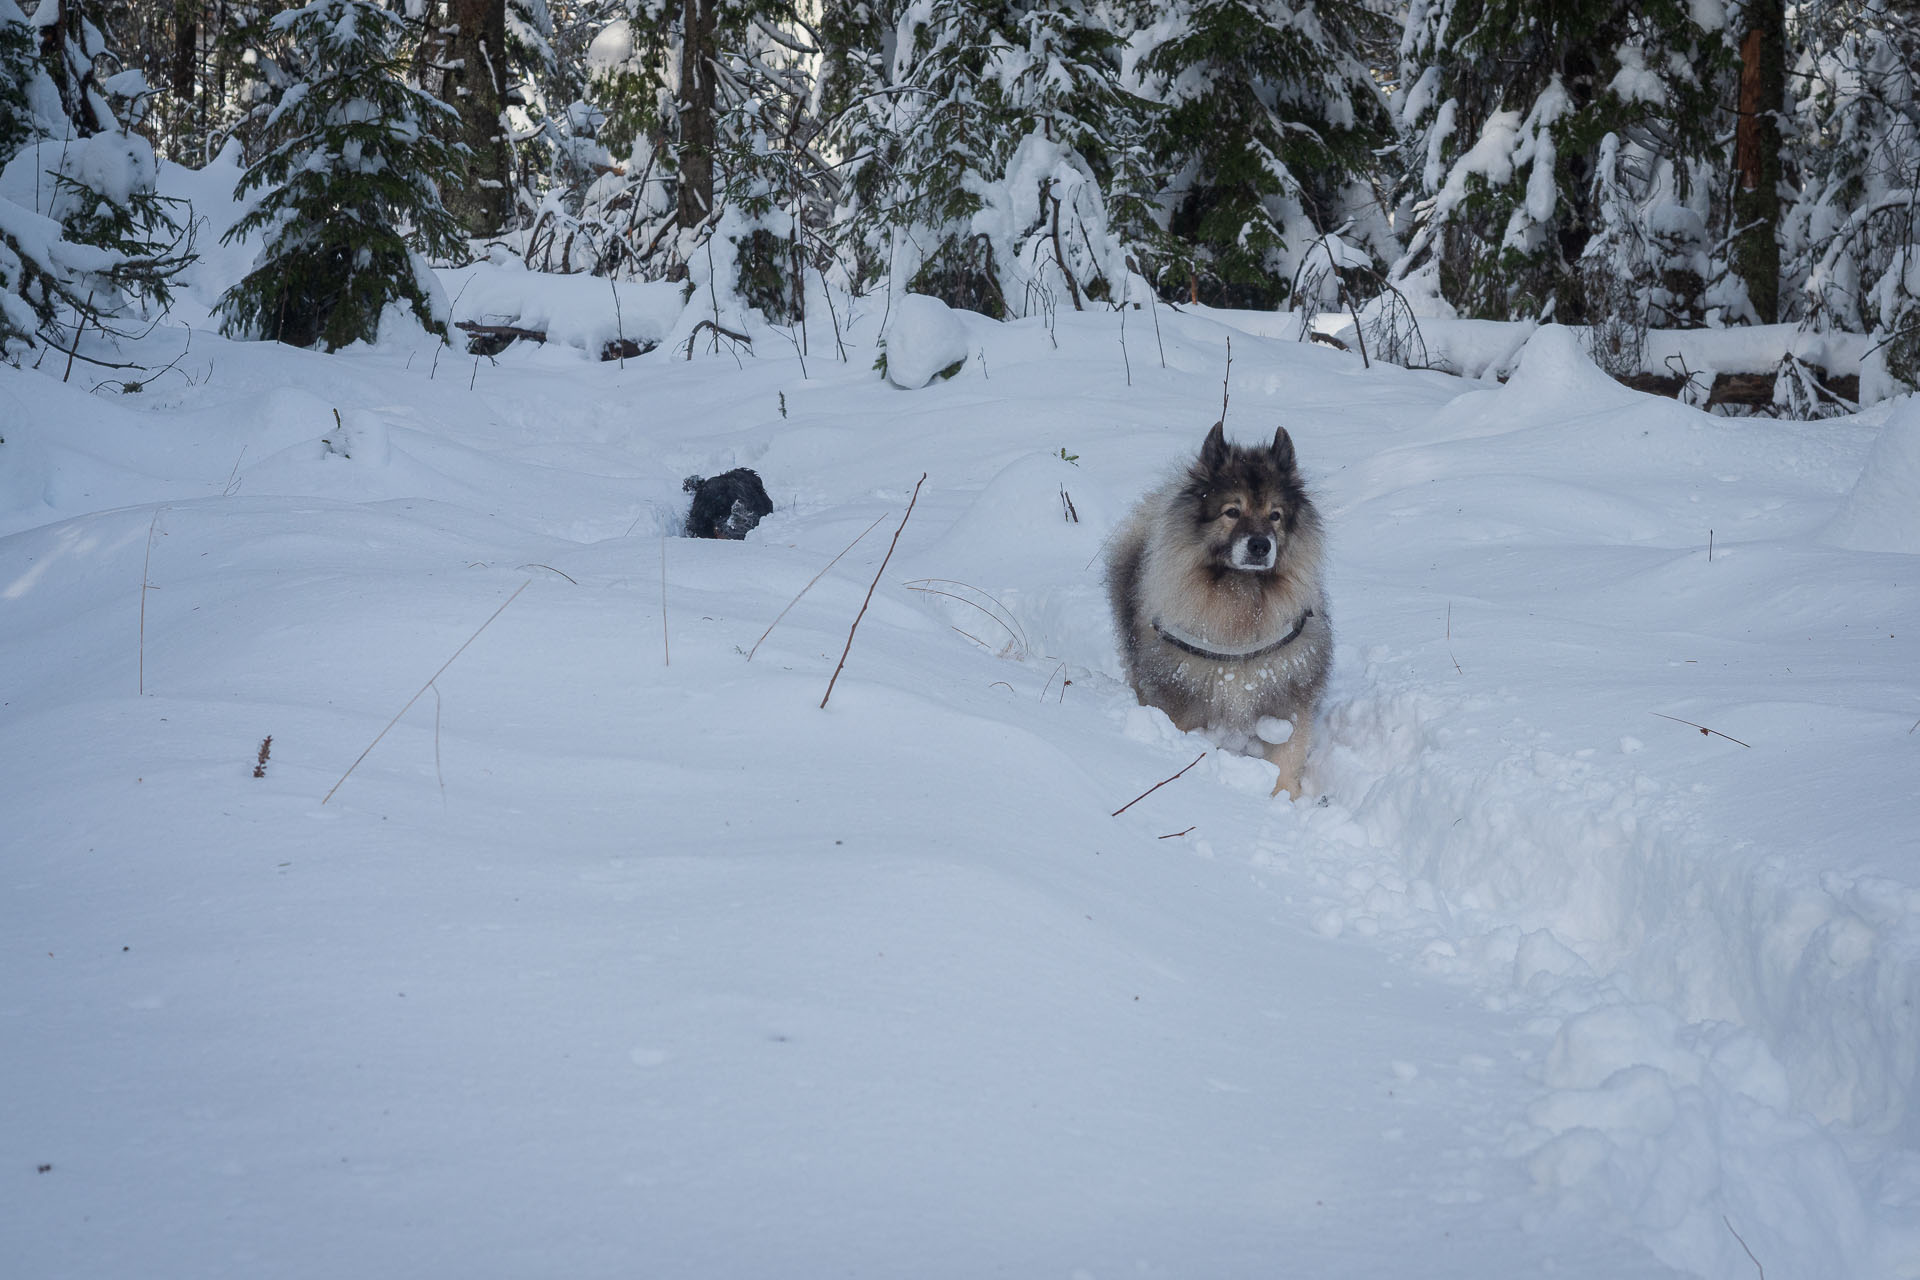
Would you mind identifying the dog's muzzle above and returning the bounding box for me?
[1232,534,1277,570]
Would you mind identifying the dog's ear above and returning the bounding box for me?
[1271,427,1296,472]
[1200,421,1229,471]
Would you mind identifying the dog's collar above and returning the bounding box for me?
[1152,609,1314,662]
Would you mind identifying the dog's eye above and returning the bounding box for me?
[1267,511,1281,523]
[1222,506,1241,519]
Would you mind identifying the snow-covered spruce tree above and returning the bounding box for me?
[1392,0,1728,327]
[817,0,896,293]
[0,0,190,354]
[499,0,560,221]
[846,0,1153,319]
[553,0,820,301]
[215,0,467,351]
[1789,0,1920,401]
[1130,0,1392,309]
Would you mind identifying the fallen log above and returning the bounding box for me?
[455,320,656,363]
[1618,366,1859,409]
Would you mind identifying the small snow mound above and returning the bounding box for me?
[1822,397,1920,554]
[884,294,970,389]
[1255,715,1294,745]
[322,410,391,467]
[587,19,634,71]
[1505,324,1637,406]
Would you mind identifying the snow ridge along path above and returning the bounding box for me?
[3,276,1918,1279]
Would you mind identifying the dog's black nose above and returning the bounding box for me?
[1245,535,1272,560]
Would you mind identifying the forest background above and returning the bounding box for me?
[3,0,1918,414]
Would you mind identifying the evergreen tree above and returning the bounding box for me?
[852,0,1151,318]
[1789,0,1920,399]
[214,0,467,350]
[1393,0,1727,326]
[1133,0,1392,309]
[817,0,896,292]
[1,0,190,354]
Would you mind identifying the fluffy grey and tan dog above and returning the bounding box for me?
[1105,422,1331,798]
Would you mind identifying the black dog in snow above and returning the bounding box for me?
[683,468,774,539]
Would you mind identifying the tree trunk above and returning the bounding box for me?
[170,0,197,97]
[440,0,513,236]
[676,0,717,231]
[1732,0,1785,324]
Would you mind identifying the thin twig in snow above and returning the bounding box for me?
[661,538,670,667]
[138,507,163,695]
[609,275,627,370]
[822,474,926,709]
[1723,1216,1765,1279]
[1219,336,1232,425]
[1652,712,1752,748]
[322,579,531,805]
[1113,751,1208,817]
[431,683,446,810]
[747,511,889,660]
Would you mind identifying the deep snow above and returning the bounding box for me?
[3,187,1920,1278]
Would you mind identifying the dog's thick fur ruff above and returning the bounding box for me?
[683,468,774,540]
[1105,422,1332,798]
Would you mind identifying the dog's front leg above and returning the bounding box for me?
[1264,721,1311,799]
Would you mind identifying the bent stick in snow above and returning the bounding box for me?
[1112,751,1208,817]
[1651,711,1752,748]
[821,474,925,709]
[322,579,532,804]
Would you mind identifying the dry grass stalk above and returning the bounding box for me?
[322,579,532,804]
[747,511,889,660]
[822,474,926,709]
[252,736,272,778]
[902,578,1029,657]
[138,507,163,695]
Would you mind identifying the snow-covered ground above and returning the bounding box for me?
[4,172,1920,1278]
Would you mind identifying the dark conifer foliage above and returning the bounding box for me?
[1393,0,1729,328]
[10,0,1920,401]
[214,0,466,349]
[1134,0,1393,309]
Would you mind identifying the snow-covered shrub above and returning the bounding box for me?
[1393,0,1727,326]
[0,0,189,355]
[1131,0,1392,309]
[214,0,467,351]
[1790,2,1920,400]
[838,0,1152,320]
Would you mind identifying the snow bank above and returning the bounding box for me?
[4,266,1919,1280]
[1823,396,1920,553]
[442,258,683,357]
[882,293,972,388]
[1329,315,1871,389]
